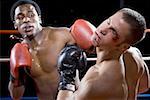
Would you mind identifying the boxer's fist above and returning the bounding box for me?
[10,43,32,86]
[70,19,96,49]
[57,45,87,91]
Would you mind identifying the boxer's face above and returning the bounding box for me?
[92,12,130,51]
[14,4,42,37]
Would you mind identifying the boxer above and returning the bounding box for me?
[8,0,95,100]
[57,8,150,100]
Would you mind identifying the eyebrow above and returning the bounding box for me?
[110,27,117,33]
[16,13,24,17]
[28,10,34,13]
[16,10,34,16]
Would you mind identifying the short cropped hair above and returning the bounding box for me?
[119,8,146,45]
[10,0,41,21]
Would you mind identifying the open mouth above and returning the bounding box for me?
[23,25,34,32]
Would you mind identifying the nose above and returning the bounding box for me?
[23,17,30,23]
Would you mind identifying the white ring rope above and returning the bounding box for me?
[0,56,150,62]
[87,57,150,61]
[0,58,10,62]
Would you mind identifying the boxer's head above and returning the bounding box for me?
[118,8,146,45]
[92,8,146,52]
[10,0,42,38]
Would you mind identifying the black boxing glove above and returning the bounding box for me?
[57,45,87,92]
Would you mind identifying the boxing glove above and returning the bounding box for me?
[70,19,96,49]
[10,43,32,86]
[57,45,87,91]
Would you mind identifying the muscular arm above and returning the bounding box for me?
[57,89,85,100]
[138,63,150,93]
[55,19,96,50]
[131,47,150,93]
[125,47,150,93]
[56,44,89,100]
[54,27,76,45]
[8,81,25,100]
[8,43,31,100]
[57,90,74,100]
[57,81,90,100]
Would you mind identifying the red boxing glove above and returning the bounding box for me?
[10,43,32,86]
[70,19,96,49]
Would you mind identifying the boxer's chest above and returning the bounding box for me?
[28,39,64,77]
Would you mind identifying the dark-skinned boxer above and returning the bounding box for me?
[9,0,96,100]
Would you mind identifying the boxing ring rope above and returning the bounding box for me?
[0,57,150,62]
[0,94,150,99]
[87,57,150,61]
[0,30,18,34]
[0,28,150,34]
[0,28,149,33]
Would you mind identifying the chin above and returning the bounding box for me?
[91,40,99,47]
[26,30,35,35]
[25,32,33,36]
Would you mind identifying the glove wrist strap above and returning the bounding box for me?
[10,73,24,87]
[58,82,75,92]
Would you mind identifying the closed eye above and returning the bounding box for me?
[100,31,106,35]
[109,27,118,36]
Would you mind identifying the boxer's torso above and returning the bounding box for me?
[77,49,146,100]
[76,60,128,100]
[26,27,75,99]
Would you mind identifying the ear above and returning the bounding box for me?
[120,43,130,52]
[39,15,42,24]
[13,21,18,29]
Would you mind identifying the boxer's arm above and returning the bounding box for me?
[131,47,150,93]
[70,19,96,50]
[57,45,87,100]
[8,43,31,99]
[57,79,93,100]
[8,81,25,100]
[54,19,96,53]
[57,85,87,100]
[127,47,150,93]
[57,90,74,100]
[138,63,150,93]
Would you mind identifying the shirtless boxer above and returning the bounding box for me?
[8,0,95,100]
[57,8,150,100]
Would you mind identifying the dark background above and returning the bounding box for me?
[0,0,150,98]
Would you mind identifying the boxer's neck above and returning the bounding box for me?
[25,26,43,43]
[96,48,122,63]
[32,26,43,45]
[22,26,43,49]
